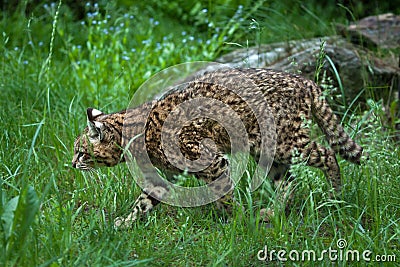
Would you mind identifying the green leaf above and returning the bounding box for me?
[19,186,40,237]
[5,186,40,262]
[1,195,19,241]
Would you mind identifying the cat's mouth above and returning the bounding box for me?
[72,161,95,171]
[75,166,97,174]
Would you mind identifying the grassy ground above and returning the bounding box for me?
[1,1,399,266]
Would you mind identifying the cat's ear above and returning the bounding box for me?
[86,108,105,141]
[87,108,103,121]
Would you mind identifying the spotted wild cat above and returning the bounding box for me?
[72,68,365,227]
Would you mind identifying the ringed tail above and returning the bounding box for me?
[308,81,364,164]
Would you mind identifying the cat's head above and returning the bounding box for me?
[72,108,123,170]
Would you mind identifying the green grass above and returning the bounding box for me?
[1,1,399,266]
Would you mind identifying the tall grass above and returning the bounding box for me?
[1,1,399,266]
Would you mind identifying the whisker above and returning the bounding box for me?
[89,168,98,174]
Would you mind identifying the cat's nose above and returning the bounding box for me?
[72,161,77,168]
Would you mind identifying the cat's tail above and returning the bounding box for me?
[308,81,365,164]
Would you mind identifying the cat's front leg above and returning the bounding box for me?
[114,185,167,228]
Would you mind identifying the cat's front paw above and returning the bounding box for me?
[114,212,138,229]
